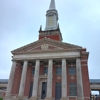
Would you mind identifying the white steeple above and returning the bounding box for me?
[49,0,56,10]
[45,0,58,30]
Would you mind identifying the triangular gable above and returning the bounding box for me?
[12,38,82,54]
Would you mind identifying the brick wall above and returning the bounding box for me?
[11,51,90,100]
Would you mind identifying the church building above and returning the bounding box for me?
[4,0,91,100]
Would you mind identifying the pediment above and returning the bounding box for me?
[12,38,82,54]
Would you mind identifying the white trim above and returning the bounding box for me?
[84,97,90,99]
[13,51,80,60]
[90,84,100,89]
[0,90,6,92]
[81,60,88,61]
[81,64,88,66]
[0,84,7,87]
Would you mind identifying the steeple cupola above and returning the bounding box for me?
[45,0,58,30]
[39,0,62,41]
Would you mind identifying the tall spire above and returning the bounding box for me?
[49,0,56,10]
[39,0,63,41]
[45,0,58,30]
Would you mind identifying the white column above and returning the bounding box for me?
[32,60,40,98]
[6,61,16,96]
[18,61,28,97]
[46,59,53,99]
[76,58,84,100]
[61,59,67,100]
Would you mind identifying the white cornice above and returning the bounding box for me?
[13,49,81,55]
[12,51,80,60]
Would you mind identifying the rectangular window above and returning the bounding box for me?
[32,68,35,75]
[29,82,33,98]
[56,82,61,86]
[56,67,61,75]
[55,82,61,100]
[69,83,77,96]
[69,67,76,75]
[44,67,48,75]
[33,63,35,66]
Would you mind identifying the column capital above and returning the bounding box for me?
[11,60,17,62]
[22,60,29,63]
[62,58,66,60]
[76,57,81,59]
[48,59,53,61]
[36,59,40,62]
[24,60,28,61]
[23,60,28,65]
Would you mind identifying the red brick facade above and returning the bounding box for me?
[11,51,90,100]
[39,34,61,41]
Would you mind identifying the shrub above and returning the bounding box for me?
[0,98,3,100]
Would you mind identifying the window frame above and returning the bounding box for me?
[44,67,48,75]
[56,67,62,75]
[32,67,35,75]
[69,83,77,96]
[69,67,76,75]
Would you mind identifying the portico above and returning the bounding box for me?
[4,45,85,100]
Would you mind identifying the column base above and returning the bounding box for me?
[77,98,84,100]
[45,97,53,100]
[3,96,10,100]
[30,97,38,100]
[3,96,28,100]
[3,99,14,100]
[3,97,18,100]
[17,96,23,100]
[3,98,10,100]
[60,97,68,100]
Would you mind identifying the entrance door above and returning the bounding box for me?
[41,82,47,99]
[29,82,33,98]
[55,82,61,100]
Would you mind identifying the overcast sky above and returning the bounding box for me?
[0,0,100,83]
